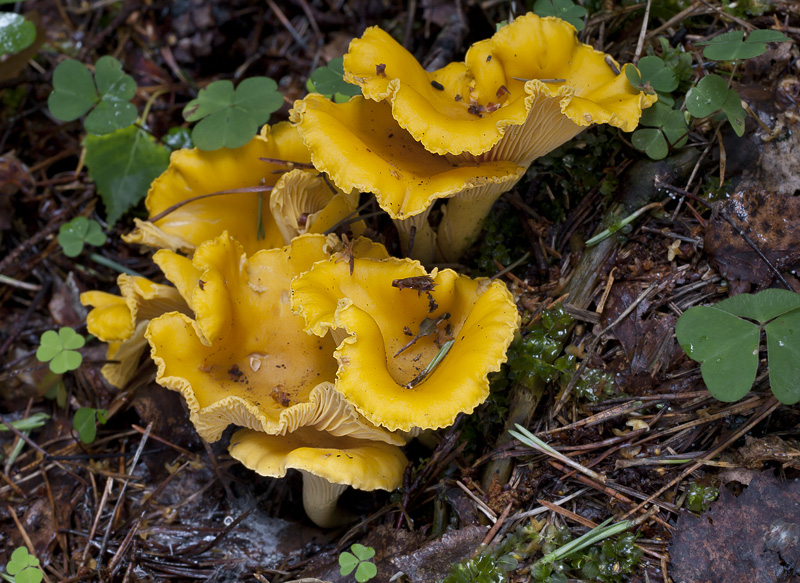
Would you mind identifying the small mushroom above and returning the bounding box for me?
[146,232,399,444]
[81,275,189,387]
[124,123,359,256]
[290,94,523,263]
[229,426,408,527]
[291,246,520,431]
[342,14,657,260]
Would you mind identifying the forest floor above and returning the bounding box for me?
[2,1,800,582]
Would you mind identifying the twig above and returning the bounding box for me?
[147,185,274,223]
[633,0,653,64]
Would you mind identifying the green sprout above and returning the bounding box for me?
[57,216,107,258]
[3,547,42,583]
[339,544,377,583]
[48,56,138,135]
[35,327,85,374]
[307,57,361,102]
[182,77,283,150]
[73,407,109,444]
[0,12,36,57]
[676,288,800,404]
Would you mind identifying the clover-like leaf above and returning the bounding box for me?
[632,128,669,160]
[83,56,138,135]
[722,88,746,137]
[84,125,170,225]
[73,407,108,444]
[339,545,377,582]
[6,547,42,583]
[698,29,790,61]
[685,74,729,119]
[626,56,678,94]
[48,60,98,121]
[339,551,359,576]
[533,0,587,31]
[354,562,377,583]
[57,216,107,258]
[36,328,85,374]
[48,56,137,134]
[677,290,800,404]
[182,77,283,150]
[662,109,689,147]
[351,544,375,561]
[675,306,759,402]
[308,57,361,102]
[0,12,36,56]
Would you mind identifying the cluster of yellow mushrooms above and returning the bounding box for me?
[80,14,654,527]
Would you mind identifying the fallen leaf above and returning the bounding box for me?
[391,525,488,583]
[704,188,800,288]
[670,472,800,583]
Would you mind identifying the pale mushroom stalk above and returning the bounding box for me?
[300,471,353,528]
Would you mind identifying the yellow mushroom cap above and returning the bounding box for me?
[145,232,399,444]
[343,14,656,160]
[80,275,189,387]
[290,94,524,220]
[269,169,360,244]
[291,252,521,432]
[229,427,408,527]
[123,122,313,255]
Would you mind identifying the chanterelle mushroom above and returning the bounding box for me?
[146,232,398,444]
[229,427,408,528]
[290,94,524,263]
[80,275,189,388]
[124,122,358,256]
[342,13,657,260]
[291,246,520,431]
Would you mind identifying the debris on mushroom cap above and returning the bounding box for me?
[229,426,408,527]
[146,232,400,444]
[291,248,521,432]
[344,14,657,160]
[81,275,190,388]
[269,168,361,244]
[123,122,343,256]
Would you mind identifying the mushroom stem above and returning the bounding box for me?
[435,191,505,263]
[394,208,436,264]
[300,470,352,528]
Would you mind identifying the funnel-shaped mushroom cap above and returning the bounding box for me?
[81,275,188,343]
[124,123,318,255]
[269,169,360,244]
[229,427,408,527]
[291,252,520,431]
[344,14,656,161]
[290,94,524,219]
[80,275,190,387]
[146,233,399,444]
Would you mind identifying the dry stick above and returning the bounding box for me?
[96,423,152,573]
[538,498,598,529]
[82,476,114,563]
[106,460,191,576]
[719,210,793,290]
[258,156,315,170]
[633,0,653,64]
[551,280,660,419]
[621,396,780,520]
[147,185,274,224]
[266,0,309,51]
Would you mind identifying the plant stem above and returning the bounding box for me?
[89,253,143,277]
